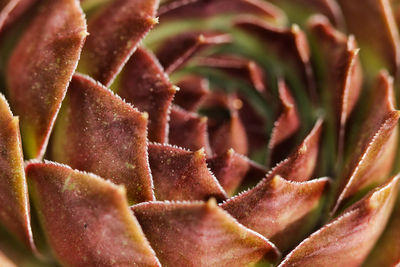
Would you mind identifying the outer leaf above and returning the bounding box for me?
[174,75,209,111]
[0,94,34,250]
[268,119,323,182]
[333,71,400,212]
[363,191,400,267]
[148,143,227,201]
[7,0,87,159]
[132,199,280,266]
[309,16,362,157]
[169,105,212,156]
[222,176,330,251]
[158,0,286,25]
[280,175,400,267]
[27,162,161,267]
[51,74,155,204]
[116,47,177,143]
[337,0,400,74]
[268,79,300,164]
[207,148,267,196]
[78,0,159,86]
[156,31,231,73]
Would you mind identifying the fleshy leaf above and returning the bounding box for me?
[0,0,19,31]
[235,16,316,100]
[0,94,34,251]
[0,250,16,267]
[51,74,154,204]
[148,143,227,201]
[174,75,209,111]
[207,148,267,196]
[309,16,362,157]
[268,80,300,165]
[196,55,267,93]
[222,176,330,251]
[7,0,87,159]
[132,199,280,266]
[333,71,400,213]
[116,47,177,143]
[337,0,400,74]
[155,31,231,74]
[363,190,400,267]
[169,105,212,156]
[280,175,400,267]
[268,119,323,182]
[78,0,159,86]
[27,162,161,267]
[158,0,286,25]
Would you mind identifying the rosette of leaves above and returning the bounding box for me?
[0,0,400,266]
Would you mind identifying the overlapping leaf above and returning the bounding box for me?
[174,75,209,111]
[280,175,400,267]
[78,0,159,86]
[51,74,154,204]
[0,94,34,251]
[116,47,176,143]
[7,0,87,158]
[132,199,280,266]
[27,162,161,267]
[148,143,227,201]
[333,71,400,212]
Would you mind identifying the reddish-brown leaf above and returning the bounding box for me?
[268,119,323,182]
[148,143,227,201]
[132,199,280,266]
[159,0,286,24]
[174,75,209,111]
[280,175,400,267]
[156,31,231,74]
[0,94,34,251]
[207,148,267,196]
[169,105,212,156]
[235,16,316,100]
[333,71,400,213]
[78,0,159,86]
[27,162,161,267]
[222,176,330,251]
[195,55,267,93]
[309,16,362,157]
[51,74,154,204]
[7,0,87,159]
[0,0,19,31]
[337,0,400,74]
[116,47,176,143]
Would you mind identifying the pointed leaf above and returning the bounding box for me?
[222,176,330,251]
[116,47,177,143]
[7,0,87,159]
[207,148,267,196]
[0,94,34,250]
[27,162,161,267]
[132,199,280,266]
[169,105,212,156]
[268,80,300,164]
[148,143,227,201]
[268,119,323,182]
[334,71,400,212]
[51,74,154,204]
[196,55,267,93]
[78,0,159,86]
[309,16,362,157]
[280,175,400,267]
[156,31,231,74]
[174,75,209,111]
[337,0,400,74]
[159,0,286,24]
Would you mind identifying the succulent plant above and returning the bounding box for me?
[1,0,400,266]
